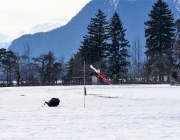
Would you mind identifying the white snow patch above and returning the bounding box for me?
[0,84,180,139]
[0,34,12,49]
[110,0,119,9]
[18,23,61,36]
[174,0,180,12]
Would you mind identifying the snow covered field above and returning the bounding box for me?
[0,84,180,140]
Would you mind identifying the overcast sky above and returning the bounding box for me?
[0,0,91,39]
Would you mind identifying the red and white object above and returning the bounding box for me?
[90,65,110,85]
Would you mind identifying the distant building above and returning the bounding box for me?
[178,68,180,82]
[92,75,98,85]
[71,76,91,85]
[71,75,102,85]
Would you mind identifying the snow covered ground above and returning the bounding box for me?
[0,84,180,140]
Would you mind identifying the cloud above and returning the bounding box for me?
[0,0,91,39]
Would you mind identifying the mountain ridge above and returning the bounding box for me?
[0,23,61,49]
[8,0,180,62]
[18,23,61,37]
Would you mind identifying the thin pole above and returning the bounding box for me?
[84,61,85,86]
[84,61,85,108]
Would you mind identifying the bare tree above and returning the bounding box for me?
[130,37,144,82]
[33,51,64,85]
[20,44,38,85]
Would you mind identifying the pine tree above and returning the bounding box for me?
[173,19,180,67]
[79,38,91,63]
[144,0,175,83]
[63,52,83,84]
[107,12,130,82]
[79,9,108,64]
[63,57,74,84]
[0,49,15,85]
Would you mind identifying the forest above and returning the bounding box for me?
[0,0,180,86]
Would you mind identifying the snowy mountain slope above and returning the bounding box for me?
[0,34,12,49]
[0,23,61,49]
[18,23,61,37]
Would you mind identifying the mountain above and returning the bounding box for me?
[18,23,61,37]
[8,0,180,62]
[0,23,61,50]
[0,34,12,49]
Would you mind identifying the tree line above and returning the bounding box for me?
[0,46,65,86]
[64,0,180,84]
[1,0,180,86]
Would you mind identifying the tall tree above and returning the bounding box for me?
[21,44,37,85]
[144,0,175,83]
[173,19,180,67]
[33,51,58,85]
[63,52,85,84]
[63,56,75,84]
[130,37,143,79]
[0,49,15,85]
[79,9,108,65]
[10,53,22,86]
[107,12,130,83]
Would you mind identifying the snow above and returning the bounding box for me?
[0,84,180,139]
[110,0,119,9]
[0,33,12,49]
[18,23,61,37]
[174,0,180,13]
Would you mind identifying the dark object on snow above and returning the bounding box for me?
[42,98,60,107]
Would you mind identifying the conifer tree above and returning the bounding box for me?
[173,19,180,67]
[63,57,74,84]
[63,52,83,84]
[0,49,15,85]
[79,9,108,64]
[144,0,175,83]
[107,12,130,82]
